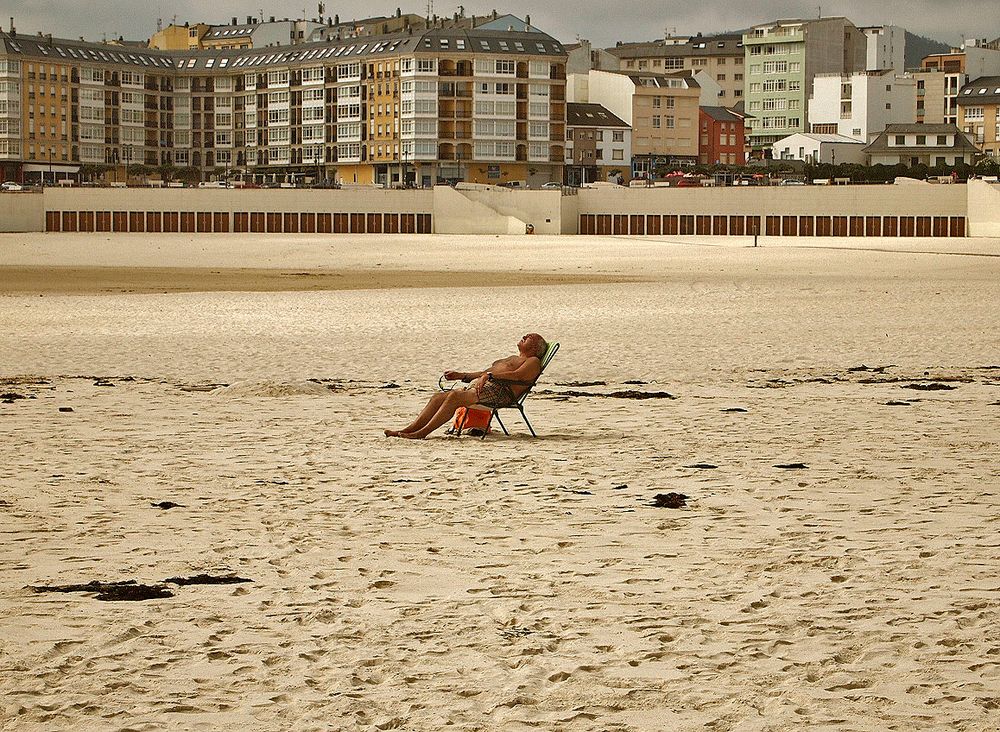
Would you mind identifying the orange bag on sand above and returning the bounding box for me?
[451,406,493,436]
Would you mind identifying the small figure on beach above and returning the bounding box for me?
[385,333,547,439]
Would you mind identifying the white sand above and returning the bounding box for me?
[1,233,999,731]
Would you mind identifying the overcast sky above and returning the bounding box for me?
[4,1,998,48]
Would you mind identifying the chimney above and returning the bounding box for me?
[9,17,14,34]
[247,16,253,24]
[270,16,275,23]
[525,14,530,27]
[232,16,237,25]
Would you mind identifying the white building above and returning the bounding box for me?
[863,123,980,166]
[772,132,866,164]
[808,69,916,141]
[862,26,906,73]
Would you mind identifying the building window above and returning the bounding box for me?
[652,116,660,129]
[613,130,624,142]
[612,149,623,160]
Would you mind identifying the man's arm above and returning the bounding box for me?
[443,369,485,382]
[487,357,541,384]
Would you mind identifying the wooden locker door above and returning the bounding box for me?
[317,213,332,233]
[46,211,61,231]
[300,213,316,233]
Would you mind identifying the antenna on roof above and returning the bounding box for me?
[157,17,162,32]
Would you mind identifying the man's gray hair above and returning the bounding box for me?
[534,336,548,358]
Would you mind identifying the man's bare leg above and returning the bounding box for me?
[384,391,450,437]
[400,389,479,439]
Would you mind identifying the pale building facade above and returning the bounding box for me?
[808,70,916,141]
[861,26,906,73]
[863,123,979,166]
[772,132,866,164]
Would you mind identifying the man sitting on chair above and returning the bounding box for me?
[385,333,547,439]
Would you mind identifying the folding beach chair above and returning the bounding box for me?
[440,342,560,438]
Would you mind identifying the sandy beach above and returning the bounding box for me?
[1,232,999,731]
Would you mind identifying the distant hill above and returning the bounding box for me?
[905,31,951,69]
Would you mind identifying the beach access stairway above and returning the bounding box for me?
[432,185,527,235]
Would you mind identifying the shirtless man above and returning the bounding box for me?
[385,333,547,439]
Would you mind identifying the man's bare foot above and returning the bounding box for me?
[384,429,404,437]
[399,432,426,439]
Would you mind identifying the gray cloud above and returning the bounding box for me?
[3,1,997,49]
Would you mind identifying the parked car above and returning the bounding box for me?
[540,182,562,189]
[779,178,807,186]
[1,181,24,191]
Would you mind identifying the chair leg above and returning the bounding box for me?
[481,410,495,440]
[493,410,509,436]
[455,409,468,437]
[519,407,537,437]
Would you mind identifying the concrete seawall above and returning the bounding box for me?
[1,182,997,237]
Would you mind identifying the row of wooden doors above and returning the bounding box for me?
[45,211,434,234]
[579,214,966,237]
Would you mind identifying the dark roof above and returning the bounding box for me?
[0,25,565,71]
[607,33,744,59]
[600,69,700,89]
[883,123,968,134]
[701,106,743,122]
[204,24,258,39]
[566,103,629,128]
[863,124,980,153]
[957,76,1000,105]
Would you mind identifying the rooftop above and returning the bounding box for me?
[957,76,1000,105]
[700,106,746,123]
[607,33,744,59]
[0,25,566,71]
[566,102,629,127]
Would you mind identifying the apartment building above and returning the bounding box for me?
[743,18,866,152]
[861,26,906,73]
[151,18,325,52]
[808,70,916,141]
[698,106,747,164]
[569,69,701,176]
[606,34,745,106]
[862,123,979,166]
[564,102,630,185]
[915,45,1000,125]
[0,24,568,187]
[957,76,1000,157]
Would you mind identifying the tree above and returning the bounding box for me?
[175,166,202,185]
[155,163,178,183]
